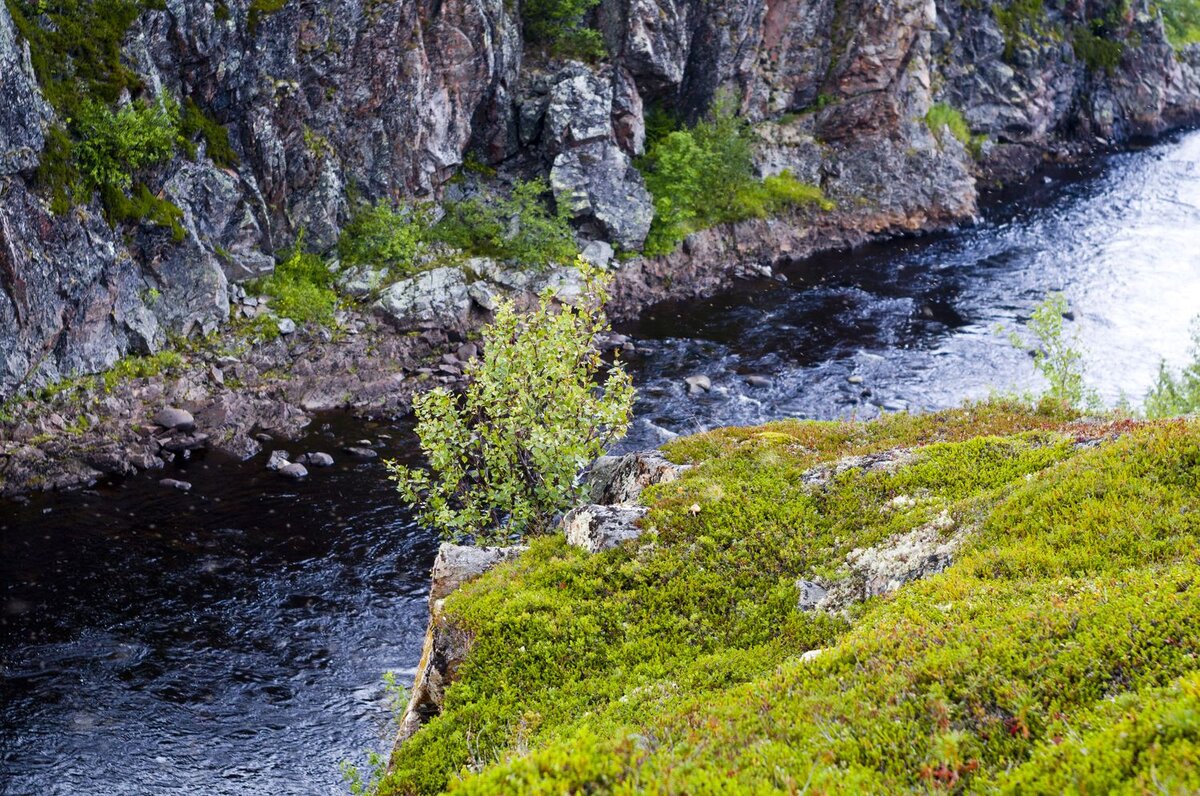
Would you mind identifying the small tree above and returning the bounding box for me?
[1008,292,1099,410]
[387,262,635,542]
[1145,318,1200,418]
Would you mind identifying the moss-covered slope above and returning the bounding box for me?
[381,402,1200,794]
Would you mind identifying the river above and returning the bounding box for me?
[2,130,1199,794]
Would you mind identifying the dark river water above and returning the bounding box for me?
[3,130,1200,794]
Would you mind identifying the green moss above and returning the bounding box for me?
[249,238,339,326]
[100,350,184,392]
[925,102,986,158]
[180,98,238,168]
[994,0,1048,60]
[247,0,287,33]
[1072,23,1126,73]
[103,183,185,241]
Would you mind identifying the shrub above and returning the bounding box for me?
[386,264,635,542]
[179,98,238,168]
[337,201,431,279]
[1072,23,1126,72]
[639,99,831,255]
[250,236,339,326]
[1008,292,1099,410]
[1159,0,1200,46]
[72,97,179,193]
[521,0,605,60]
[432,179,578,269]
[1145,318,1200,417]
[994,0,1047,60]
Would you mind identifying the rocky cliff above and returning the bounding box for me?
[1,0,1198,399]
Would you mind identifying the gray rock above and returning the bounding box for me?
[685,374,712,394]
[550,141,654,250]
[158,478,193,492]
[277,318,297,336]
[299,452,334,467]
[0,3,51,176]
[586,451,688,506]
[278,462,309,479]
[744,375,772,388]
[581,240,616,269]
[266,450,291,471]
[375,268,471,331]
[342,446,378,459]
[563,504,649,554]
[153,407,195,432]
[428,542,527,602]
[795,580,829,610]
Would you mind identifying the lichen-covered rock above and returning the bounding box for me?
[0,4,50,176]
[562,504,649,553]
[550,140,654,250]
[375,267,472,331]
[586,450,689,505]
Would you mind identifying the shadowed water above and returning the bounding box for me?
[2,131,1199,794]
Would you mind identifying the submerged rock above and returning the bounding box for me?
[153,408,195,432]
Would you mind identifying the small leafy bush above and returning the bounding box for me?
[250,236,339,326]
[338,201,431,279]
[1072,22,1126,72]
[521,0,605,60]
[1145,318,1200,417]
[1008,292,1099,410]
[179,98,238,168]
[73,97,179,193]
[638,99,831,255]
[432,179,578,269]
[1159,0,1200,46]
[387,264,635,542]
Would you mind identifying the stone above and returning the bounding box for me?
[563,504,649,554]
[456,342,479,361]
[685,375,712,394]
[581,240,616,269]
[278,462,309,479]
[153,408,195,432]
[586,451,688,506]
[266,450,291,471]
[158,478,192,492]
[796,580,829,610]
[429,543,527,602]
[550,141,654,250]
[744,375,772,388]
[299,452,335,467]
[342,446,379,459]
[847,375,864,384]
[375,268,472,331]
[277,318,297,335]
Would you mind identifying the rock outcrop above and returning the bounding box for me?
[1,0,1198,398]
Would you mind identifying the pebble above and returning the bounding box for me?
[266,450,290,471]
[743,375,771,388]
[685,375,712,394]
[278,318,297,335]
[847,375,864,385]
[342,446,379,459]
[153,407,195,432]
[278,462,309,479]
[159,478,192,492]
[299,452,335,467]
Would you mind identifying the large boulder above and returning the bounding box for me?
[550,140,654,250]
[375,267,472,331]
[0,3,50,176]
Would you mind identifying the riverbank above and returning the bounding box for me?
[379,401,1200,794]
[0,126,1194,499]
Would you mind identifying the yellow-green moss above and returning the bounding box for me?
[377,402,1200,794]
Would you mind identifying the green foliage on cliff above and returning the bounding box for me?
[432,179,579,269]
[250,236,339,326]
[387,267,634,542]
[1146,319,1200,418]
[993,0,1048,60]
[521,0,605,60]
[639,101,832,256]
[179,98,238,168]
[1159,0,1200,46]
[338,202,432,280]
[381,402,1200,793]
[1072,21,1127,73]
[925,103,985,157]
[73,97,178,192]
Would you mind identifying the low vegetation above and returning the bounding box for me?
[379,401,1200,793]
[1006,292,1100,411]
[338,201,432,280]
[387,265,634,542]
[431,179,579,269]
[638,100,832,256]
[1158,0,1200,47]
[520,0,605,60]
[249,236,339,327]
[1146,318,1200,417]
[925,103,985,157]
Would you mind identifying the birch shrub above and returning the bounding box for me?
[387,263,635,542]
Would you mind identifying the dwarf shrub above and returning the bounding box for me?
[338,201,431,279]
[432,179,578,269]
[387,264,634,542]
[1145,318,1200,417]
[1008,292,1099,410]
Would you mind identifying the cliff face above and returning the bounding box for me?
[1,0,1197,398]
